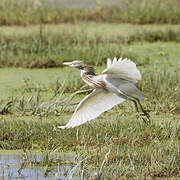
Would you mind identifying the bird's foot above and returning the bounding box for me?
[136,112,151,124]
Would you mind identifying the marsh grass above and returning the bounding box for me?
[0,6,180,178]
[0,114,179,179]
[0,35,179,179]
[0,60,179,117]
[0,56,179,178]
[0,0,180,25]
[0,24,180,68]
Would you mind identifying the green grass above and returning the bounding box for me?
[0,113,179,179]
[0,12,180,178]
[0,0,180,25]
[0,23,180,68]
[0,42,179,178]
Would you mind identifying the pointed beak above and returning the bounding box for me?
[62,62,73,66]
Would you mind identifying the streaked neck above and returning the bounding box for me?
[80,66,96,76]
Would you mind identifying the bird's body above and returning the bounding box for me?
[82,74,108,90]
[59,58,149,129]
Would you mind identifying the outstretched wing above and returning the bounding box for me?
[58,89,125,129]
[102,57,141,83]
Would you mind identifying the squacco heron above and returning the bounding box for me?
[59,57,149,129]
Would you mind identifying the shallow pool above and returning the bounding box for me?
[0,150,80,180]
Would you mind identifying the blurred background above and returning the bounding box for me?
[0,0,180,67]
[0,0,180,179]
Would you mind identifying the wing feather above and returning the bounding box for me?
[58,89,125,129]
[102,57,141,83]
[107,58,111,68]
[105,76,145,100]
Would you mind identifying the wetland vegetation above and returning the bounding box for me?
[0,0,180,25]
[0,0,180,179]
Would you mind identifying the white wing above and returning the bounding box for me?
[58,89,125,129]
[105,76,145,100]
[102,57,141,83]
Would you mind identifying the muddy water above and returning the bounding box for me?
[0,150,79,180]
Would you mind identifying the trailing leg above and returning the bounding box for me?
[131,99,139,113]
[126,95,150,123]
[135,98,150,119]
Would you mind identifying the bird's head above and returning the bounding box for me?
[62,60,85,70]
[62,60,96,75]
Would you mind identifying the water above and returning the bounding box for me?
[0,151,80,180]
[33,0,120,9]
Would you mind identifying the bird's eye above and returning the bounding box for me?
[72,63,77,66]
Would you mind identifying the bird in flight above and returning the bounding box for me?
[59,57,149,129]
